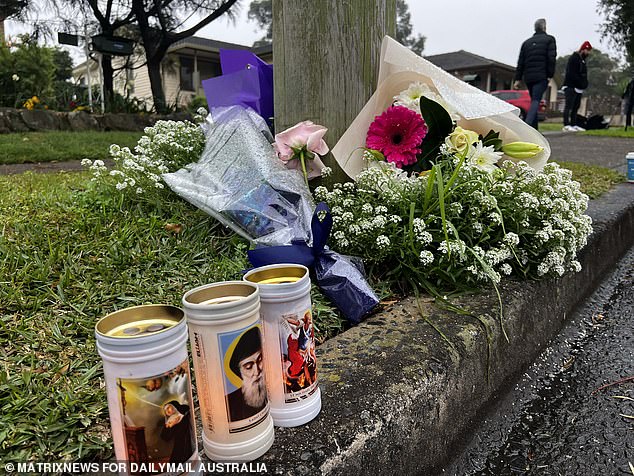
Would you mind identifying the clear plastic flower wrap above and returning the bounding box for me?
[163,106,314,246]
[163,106,379,324]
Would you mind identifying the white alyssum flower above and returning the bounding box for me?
[376,235,390,249]
[419,250,434,266]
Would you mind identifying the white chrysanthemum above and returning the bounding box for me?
[394,82,460,120]
[467,142,503,173]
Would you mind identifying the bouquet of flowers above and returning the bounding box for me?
[315,37,591,299]
[332,36,550,179]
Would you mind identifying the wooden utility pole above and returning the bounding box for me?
[272,0,396,181]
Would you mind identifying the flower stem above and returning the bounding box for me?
[299,150,309,187]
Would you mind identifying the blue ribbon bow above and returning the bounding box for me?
[247,202,378,324]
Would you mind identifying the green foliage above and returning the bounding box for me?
[0,35,56,107]
[248,0,272,47]
[396,0,425,56]
[315,160,593,295]
[554,160,625,199]
[52,48,73,82]
[0,131,143,165]
[0,171,248,462]
[84,119,206,205]
[187,95,209,114]
[582,126,634,137]
[0,35,78,109]
[599,0,634,61]
[407,95,453,171]
[0,168,343,462]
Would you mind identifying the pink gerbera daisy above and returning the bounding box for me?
[366,105,428,168]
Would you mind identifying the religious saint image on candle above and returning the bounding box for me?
[116,360,197,470]
[218,324,270,433]
[279,309,318,403]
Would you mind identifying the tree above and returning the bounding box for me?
[129,0,239,113]
[598,0,634,61]
[52,47,73,81]
[1,0,31,41]
[395,0,425,56]
[248,0,424,55]
[80,0,136,109]
[248,0,271,47]
[0,34,56,107]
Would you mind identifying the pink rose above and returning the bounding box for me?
[273,121,329,182]
[274,121,329,161]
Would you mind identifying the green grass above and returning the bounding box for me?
[0,131,143,165]
[0,171,343,462]
[538,122,564,132]
[554,160,625,199]
[540,122,634,137]
[582,127,634,138]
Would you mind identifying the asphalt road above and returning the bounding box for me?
[445,244,634,475]
[544,132,633,175]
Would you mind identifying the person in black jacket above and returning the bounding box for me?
[563,41,592,132]
[514,18,557,130]
[622,76,634,130]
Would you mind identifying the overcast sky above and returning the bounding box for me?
[5,0,619,66]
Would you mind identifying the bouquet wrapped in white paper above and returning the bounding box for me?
[332,36,550,179]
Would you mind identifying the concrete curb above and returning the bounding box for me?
[249,183,634,475]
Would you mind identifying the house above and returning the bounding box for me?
[72,37,272,110]
[425,49,559,109]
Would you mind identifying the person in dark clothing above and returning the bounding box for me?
[514,18,557,130]
[160,401,194,463]
[622,76,634,130]
[563,41,592,132]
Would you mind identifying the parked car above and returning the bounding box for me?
[490,90,547,121]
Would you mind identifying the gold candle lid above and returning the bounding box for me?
[96,305,183,338]
[245,265,307,285]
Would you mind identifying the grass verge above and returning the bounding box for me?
[0,131,142,165]
[554,160,625,199]
[0,171,343,462]
[581,127,634,138]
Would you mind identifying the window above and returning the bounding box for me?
[198,60,221,82]
[180,56,194,91]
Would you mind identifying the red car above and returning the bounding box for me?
[490,90,547,121]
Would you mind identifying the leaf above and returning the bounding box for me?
[415,96,454,170]
[481,129,503,151]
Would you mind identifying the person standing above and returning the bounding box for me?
[563,41,592,132]
[622,76,634,130]
[514,18,557,130]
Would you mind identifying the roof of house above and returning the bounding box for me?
[169,36,272,56]
[424,50,515,73]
